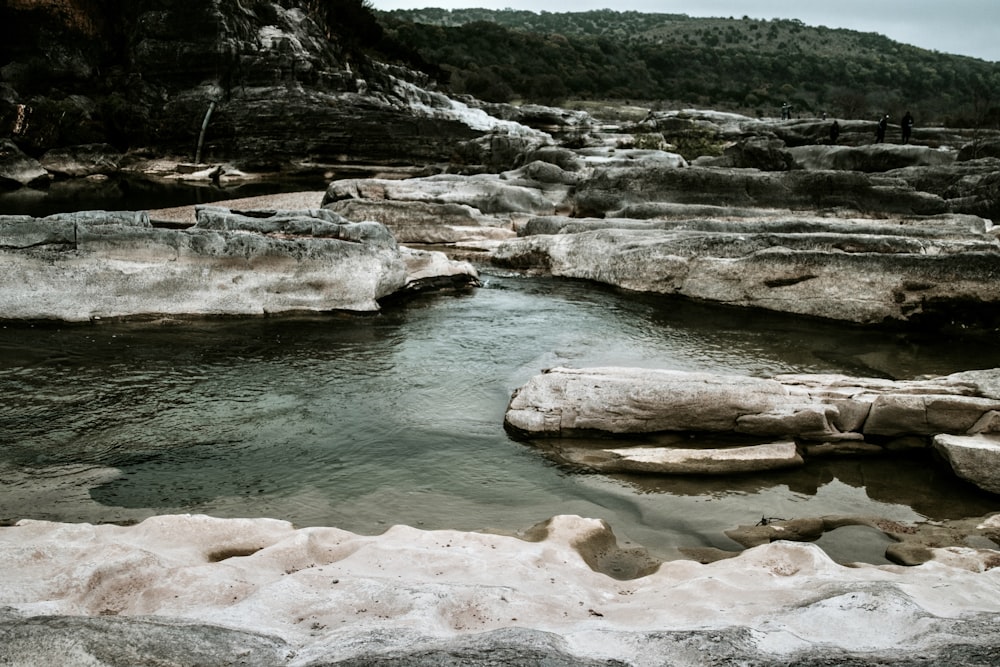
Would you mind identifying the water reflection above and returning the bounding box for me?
[1,274,998,559]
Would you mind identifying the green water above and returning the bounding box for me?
[1,275,997,559]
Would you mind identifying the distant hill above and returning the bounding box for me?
[378,8,1000,126]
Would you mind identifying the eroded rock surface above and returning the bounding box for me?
[934,434,1000,494]
[505,367,1000,491]
[1,513,1000,666]
[0,207,477,321]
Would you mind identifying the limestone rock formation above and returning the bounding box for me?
[491,220,1000,327]
[933,434,1000,494]
[505,366,1000,491]
[597,441,803,475]
[1,0,550,181]
[2,513,1000,666]
[323,170,573,247]
[785,144,957,172]
[38,143,123,178]
[0,139,48,188]
[569,164,950,217]
[0,207,477,321]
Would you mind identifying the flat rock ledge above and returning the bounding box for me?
[491,215,1000,328]
[0,207,478,322]
[2,513,1000,666]
[316,151,1000,329]
[505,366,1000,493]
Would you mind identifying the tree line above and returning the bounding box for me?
[374,8,1000,128]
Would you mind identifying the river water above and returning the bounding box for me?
[2,271,999,561]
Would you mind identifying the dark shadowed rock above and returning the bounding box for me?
[886,159,1000,222]
[39,143,123,178]
[958,138,1000,162]
[2,1,549,177]
[0,139,48,188]
[570,165,948,218]
[697,136,795,171]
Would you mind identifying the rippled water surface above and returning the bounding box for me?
[2,275,999,558]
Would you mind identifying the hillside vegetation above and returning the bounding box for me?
[378,8,1000,126]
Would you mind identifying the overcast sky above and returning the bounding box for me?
[371,0,1000,62]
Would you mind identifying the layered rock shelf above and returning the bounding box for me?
[2,513,1000,666]
[313,136,1000,329]
[505,366,1000,495]
[4,0,1000,659]
[0,206,477,321]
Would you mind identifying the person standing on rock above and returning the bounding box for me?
[830,119,840,144]
[901,111,914,144]
[875,113,889,143]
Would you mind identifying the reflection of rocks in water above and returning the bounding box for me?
[703,512,1000,567]
[521,516,661,581]
[597,452,999,523]
[811,349,896,379]
[0,462,148,526]
[813,525,897,565]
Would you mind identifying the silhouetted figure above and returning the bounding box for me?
[830,120,840,144]
[901,111,914,144]
[781,102,791,120]
[875,114,889,143]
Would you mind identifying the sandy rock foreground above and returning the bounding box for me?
[2,514,1000,665]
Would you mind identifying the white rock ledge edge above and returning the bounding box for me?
[2,513,1000,665]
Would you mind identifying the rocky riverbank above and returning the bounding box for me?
[505,366,1000,498]
[0,204,477,321]
[3,2,1000,661]
[2,513,1000,666]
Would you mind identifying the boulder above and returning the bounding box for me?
[506,367,1000,484]
[0,138,48,189]
[398,246,480,295]
[504,367,818,437]
[39,143,123,178]
[933,434,1000,494]
[505,367,1000,442]
[958,138,1000,162]
[697,136,795,171]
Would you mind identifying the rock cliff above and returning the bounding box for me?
[0,0,547,175]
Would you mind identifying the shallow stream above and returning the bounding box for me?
[2,274,999,561]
